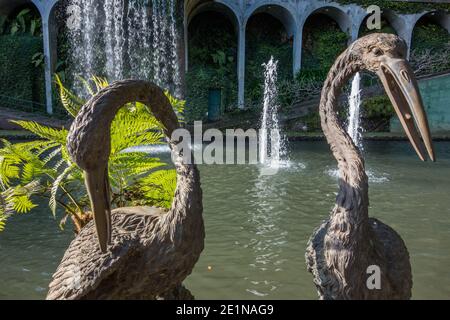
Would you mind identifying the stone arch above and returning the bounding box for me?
[186,0,239,113]
[411,10,450,55]
[303,6,352,35]
[244,1,297,34]
[413,10,450,34]
[185,1,240,70]
[187,0,239,31]
[32,0,62,114]
[244,3,295,103]
[301,6,350,72]
[358,9,400,37]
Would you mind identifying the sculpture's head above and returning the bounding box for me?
[350,33,435,161]
[67,80,181,253]
[67,100,113,253]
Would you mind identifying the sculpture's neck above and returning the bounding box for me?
[320,51,370,241]
[70,80,203,246]
[157,158,203,246]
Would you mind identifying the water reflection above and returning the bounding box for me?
[244,174,289,296]
[1,141,450,299]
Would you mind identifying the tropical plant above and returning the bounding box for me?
[0,9,42,36]
[0,75,184,233]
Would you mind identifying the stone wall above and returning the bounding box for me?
[391,73,450,133]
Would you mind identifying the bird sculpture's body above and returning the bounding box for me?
[47,81,204,300]
[306,33,435,300]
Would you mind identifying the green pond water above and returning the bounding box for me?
[1,141,450,299]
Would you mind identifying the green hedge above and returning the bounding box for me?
[185,65,237,123]
[0,35,44,105]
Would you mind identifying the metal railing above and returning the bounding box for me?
[0,94,67,118]
[0,94,46,114]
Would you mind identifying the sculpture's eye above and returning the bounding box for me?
[373,48,384,57]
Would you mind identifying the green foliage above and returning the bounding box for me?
[186,65,237,122]
[336,1,450,14]
[186,12,238,122]
[0,35,44,104]
[361,95,394,131]
[0,76,183,232]
[362,95,394,119]
[302,22,348,75]
[0,9,42,36]
[130,170,177,208]
[412,22,450,54]
[302,112,322,132]
[245,14,293,105]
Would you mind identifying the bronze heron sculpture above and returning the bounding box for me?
[47,80,204,299]
[306,33,435,300]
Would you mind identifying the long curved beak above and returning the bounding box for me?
[84,165,112,253]
[377,57,435,161]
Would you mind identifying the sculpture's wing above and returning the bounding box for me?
[47,208,162,300]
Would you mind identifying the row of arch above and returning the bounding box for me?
[185,0,450,107]
[0,0,60,114]
[1,0,449,113]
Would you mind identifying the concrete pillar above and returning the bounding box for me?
[237,23,245,108]
[404,33,413,60]
[349,23,359,43]
[42,13,54,115]
[293,25,302,76]
[440,13,450,33]
[184,20,189,72]
[32,0,58,115]
[395,14,421,60]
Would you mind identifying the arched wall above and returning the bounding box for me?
[246,4,296,37]
[1,0,446,112]
[357,9,401,36]
[303,6,352,35]
[0,0,55,114]
[413,10,450,33]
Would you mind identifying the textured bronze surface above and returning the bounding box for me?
[47,81,204,300]
[306,33,434,300]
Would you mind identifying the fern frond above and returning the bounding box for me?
[12,195,37,213]
[135,169,177,208]
[110,152,165,177]
[0,155,20,188]
[92,76,109,92]
[77,75,95,96]
[4,181,42,214]
[11,121,68,144]
[55,74,84,117]
[21,162,44,183]
[42,146,62,165]
[50,164,74,216]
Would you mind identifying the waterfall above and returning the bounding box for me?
[259,57,286,167]
[68,0,181,96]
[347,72,363,150]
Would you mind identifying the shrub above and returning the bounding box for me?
[0,35,44,104]
[362,95,394,131]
